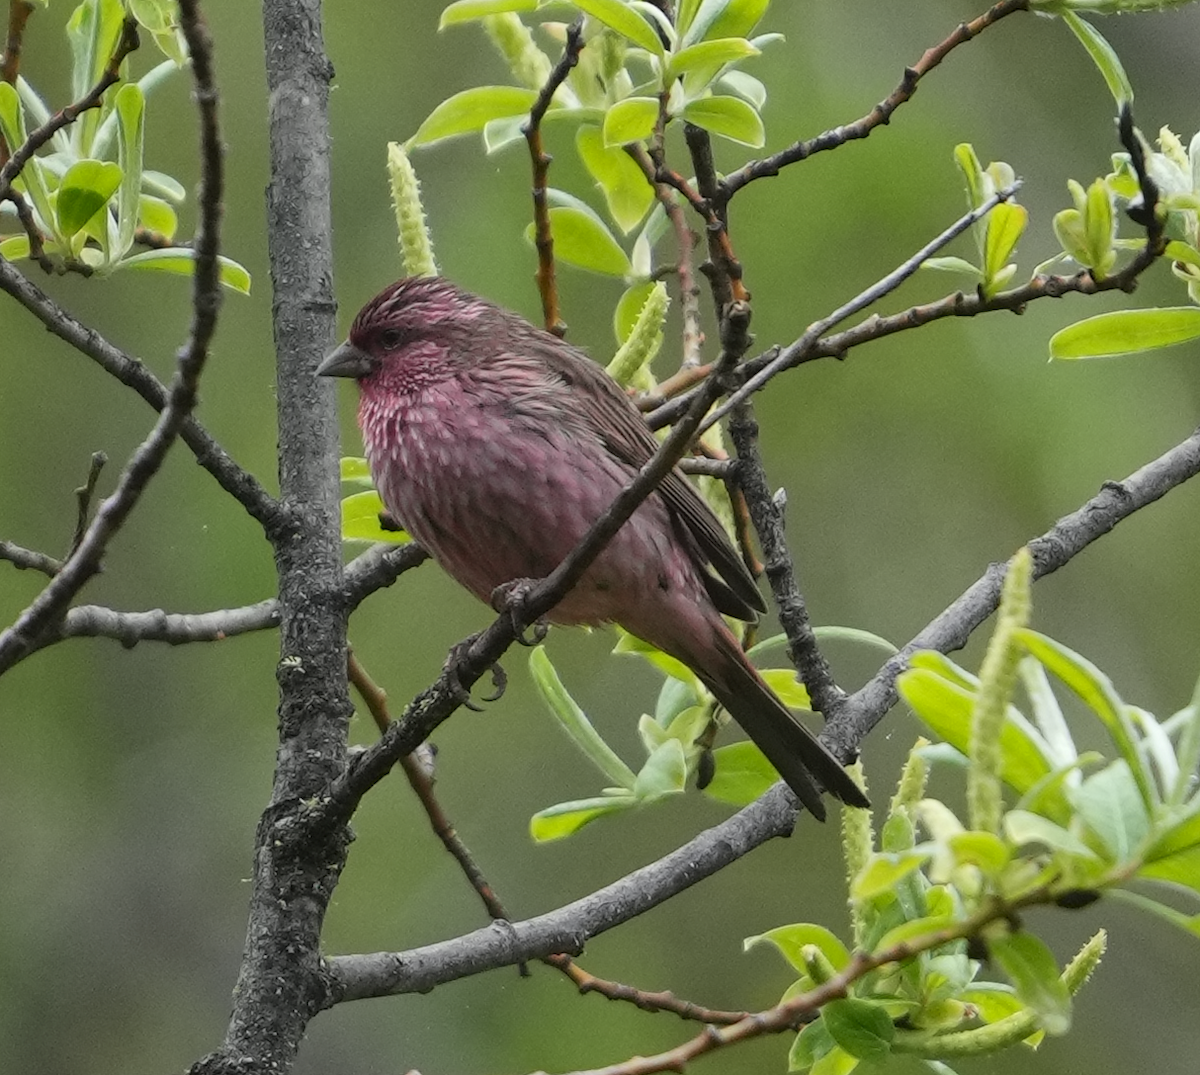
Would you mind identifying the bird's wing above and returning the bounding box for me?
[522,333,767,620]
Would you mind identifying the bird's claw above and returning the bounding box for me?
[442,637,507,711]
[490,578,549,647]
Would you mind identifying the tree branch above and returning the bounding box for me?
[0,539,62,576]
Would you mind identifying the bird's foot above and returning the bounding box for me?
[490,578,549,647]
[442,636,508,711]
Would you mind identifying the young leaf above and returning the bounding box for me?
[703,740,778,805]
[523,205,631,275]
[116,249,253,294]
[529,645,638,788]
[744,922,852,973]
[114,84,145,258]
[633,739,688,799]
[1068,760,1149,863]
[1049,307,1200,359]
[56,159,123,239]
[340,490,410,544]
[603,96,659,146]
[409,86,539,147]
[988,931,1072,1035]
[530,793,637,841]
[576,125,655,233]
[667,36,759,80]
[680,95,765,147]
[439,0,538,29]
[1060,10,1133,105]
[574,0,664,55]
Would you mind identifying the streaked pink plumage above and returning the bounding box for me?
[320,277,867,818]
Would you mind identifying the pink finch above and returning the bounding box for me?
[319,277,867,819]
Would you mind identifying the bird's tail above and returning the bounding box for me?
[696,623,871,820]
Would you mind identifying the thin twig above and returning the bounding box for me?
[0,5,222,674]
[69,451,107,557]
[0,0,35,166]
[700,183,1021,434]
[718,0,1031,204]
[728,404,843,718]
[0,540,62,576]
[524,16,584,337]
[0,16,140,201]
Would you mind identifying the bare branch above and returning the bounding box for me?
[0,540,62,576]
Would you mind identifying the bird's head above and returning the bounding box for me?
[317,276,494,394]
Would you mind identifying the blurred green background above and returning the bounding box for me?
[2,2,1199,1072]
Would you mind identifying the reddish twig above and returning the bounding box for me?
[1,1,34,92]
[718,0,1031,204]
[524,16,584,337]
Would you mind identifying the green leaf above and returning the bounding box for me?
[138,194,178,240]
[0,82,59,242]
[529,645,638,788]
[0,234,32,260]
[668,36,759,79]
[680,95,764,147]
[744,923,852,973]
[760,667,811,710]
[142,169,187,203]
[340,489,410,544]
[633,739,688,799]
[339,456,374,485]
[128,0,175,34]
[574,0,664,54]
[1069,761,1149,863]
[704,740,778,804]
[823,999,894,1062]
[576,125,655,233]
[682,0,770,47]
[116,249,253,294]
[897,668,1053,793]
[1060,10,1133,105]
[613,629,704,693]
[989,931,1072,1035]
[1004,809,1101,861]
[56,159,123,239]
[1049,307,1200,359]
[948,830,1011,876]
[1017,630,1154,810]
[717,70,767,109]
[114,84,145,258]
[1141,798,1200,895]
[602,96,659,147]
[922,256,983,277]
[524,205,631,276]
[530,793,637,841]
[872,914,958,954]
[983,201,1027,293]
[439,0,538,29]
[410,86,539,147]
[852,850,932,901]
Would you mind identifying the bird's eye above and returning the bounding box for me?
[378,328,405,349]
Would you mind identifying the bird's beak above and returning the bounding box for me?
[317,340,376,380]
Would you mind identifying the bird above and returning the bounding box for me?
[318,276,868,819]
